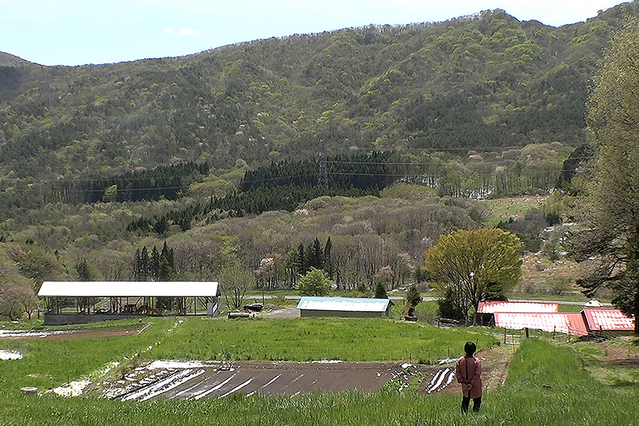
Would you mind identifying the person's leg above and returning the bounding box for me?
[472,396,482,412]
[461,395,471,413]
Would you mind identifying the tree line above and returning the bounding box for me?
[241,151,395,192]
[124,144,577,236]
[44,162,209,204]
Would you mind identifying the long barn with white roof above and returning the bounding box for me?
[38,281,219,325]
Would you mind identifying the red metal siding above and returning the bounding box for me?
[477,301,559,314]
[582,308,634,332]
[494,312,588,336]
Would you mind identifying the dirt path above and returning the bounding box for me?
[481,343,516,392]
[419,343,516,395]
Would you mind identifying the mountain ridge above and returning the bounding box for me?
[0,4,636,182]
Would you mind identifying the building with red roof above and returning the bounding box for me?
[476,300,559,326]
[582,307,635,335]
[493,312,589,336]
[478,300,634,338]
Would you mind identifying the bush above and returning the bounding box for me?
[297,268,332,296]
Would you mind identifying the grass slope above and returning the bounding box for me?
[1,319,638,425]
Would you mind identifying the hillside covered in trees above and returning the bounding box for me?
[2,5,637,183]
[1,4,637,319]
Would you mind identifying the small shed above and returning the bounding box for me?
[584,299,604,308]
[582,307,635,336]
[297,297,391,318]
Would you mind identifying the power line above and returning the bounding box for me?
[0,166,582,195]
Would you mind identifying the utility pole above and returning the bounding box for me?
[318,138,328,188]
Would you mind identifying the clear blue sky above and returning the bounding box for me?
[0,0,626,66]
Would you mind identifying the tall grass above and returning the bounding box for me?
[1,319,638,425]
[491,338,639,424]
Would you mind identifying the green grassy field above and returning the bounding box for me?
[145,316,496,362]
[1,317,638,425]
[480,196,545,228]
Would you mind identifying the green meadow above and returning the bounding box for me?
[0,317,637,425]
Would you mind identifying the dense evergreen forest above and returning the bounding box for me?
[1,4,637,318]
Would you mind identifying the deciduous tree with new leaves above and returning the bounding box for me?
[568,16,639,334]
[425,228,522,323]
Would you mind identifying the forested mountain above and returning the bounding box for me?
[4,5,635,318]
[1,4,637,187]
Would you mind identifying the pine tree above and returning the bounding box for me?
[75,258,92,281]
[133,248,141,281]
[323,236,334,279]
[159,256,173,281]
[139,246,149,281]
[310,237,323,269]
[375,281,388,299]
[150,246,160,280]
[297,243,307,275]
[161,242,170,264]
[406,284,422,307]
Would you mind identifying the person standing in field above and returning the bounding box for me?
[455,341,482,413]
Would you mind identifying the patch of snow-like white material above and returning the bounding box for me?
[427,368,449,393]
[147,360,208,370]
[0,349,23,360]
[438,358,458,364]
[445,370,455,386]
[401,363,412,369]
[261,374,281,389]
[53,380,91,397]
[219,378,253,398]
[427,368,456,393]
[0,330,70,338]
[122,368,205,401]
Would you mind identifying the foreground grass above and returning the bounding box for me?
[1,318,638,425]
[2,339,638,425]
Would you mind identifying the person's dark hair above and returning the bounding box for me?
[464,341,476,356]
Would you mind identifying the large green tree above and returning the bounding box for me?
[425,228,522,323]
[569,16,639,333]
